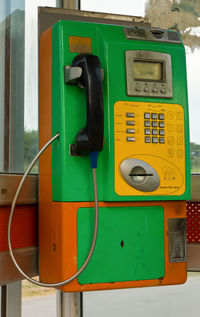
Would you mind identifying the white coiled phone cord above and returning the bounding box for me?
[8,133,99,287]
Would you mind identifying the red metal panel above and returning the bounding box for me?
[0,205,38,252]
[186,202,200,243]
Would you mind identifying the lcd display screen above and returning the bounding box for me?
[133,60,164,81]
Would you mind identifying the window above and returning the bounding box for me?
[0,0,61,173]
[80,0,200,315]
[0,0,25,172]
[81,0,200,173]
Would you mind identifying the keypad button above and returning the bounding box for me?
[167,149,174,157]
[151,113,157,120]
[126,120,135,126]
[160,88,166,93]
[126,129,135,134]
[177,149,183,158]
[145,128,151,135]
[144,87,149,92]
[167,136,174,145]
[152,121,157,127]
[176,112,183,120]
[159,129,165,136]
[152,129,158,135]
[152,88,158,93]
[167,124,173,132]
[167,111,173,120]
[145,137,151,143]
[159,137,165,144]
[126,112,135,118]
[177,125,183,133]
[144,113,150,119]
[158,113,164,120]
[159,121,165,128]
[144,120,150,127]
[177,137,183,145]
[127,137,135,142]
[152,137,158,143]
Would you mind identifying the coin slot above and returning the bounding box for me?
[129,166,153,184]
[120,158,160,192]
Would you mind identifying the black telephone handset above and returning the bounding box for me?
[70,54,104,155]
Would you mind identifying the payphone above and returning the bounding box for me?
[39,17,190,292]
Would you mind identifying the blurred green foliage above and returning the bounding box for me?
[190,142,200,173]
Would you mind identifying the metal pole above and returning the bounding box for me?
[56,291,82,317]
[1,282,22,317]
[62,0,80,10]
[56,2,82,316]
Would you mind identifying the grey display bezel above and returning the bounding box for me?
[126,50,173,98]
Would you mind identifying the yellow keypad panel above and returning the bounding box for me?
[114,101,185,196]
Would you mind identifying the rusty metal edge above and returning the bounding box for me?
[38,6,150,36]
[0,174,38,206]
[0,247,38,285]
[187,243,200,271]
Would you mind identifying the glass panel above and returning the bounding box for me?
[81,0,145,16]
[81,0,200,173]
[22,280,56,317]
[0,0,25,173]
[0,0,61,174]
[0,2,6,172]
[83,273,200,317]
[24,0,60,172]
[145,0,200,173]
[80,1,200,316]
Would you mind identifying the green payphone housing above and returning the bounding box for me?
[39,17,190,292]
